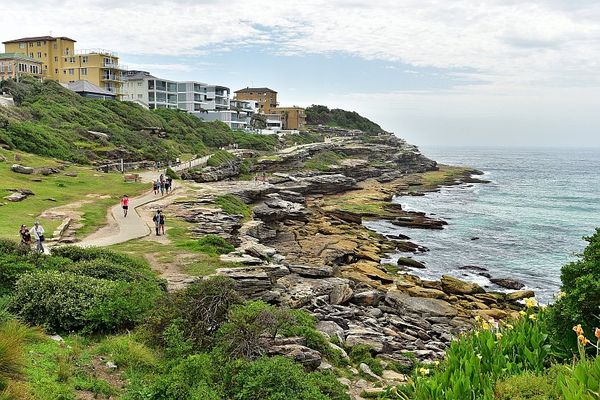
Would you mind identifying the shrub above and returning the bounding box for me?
[11,271,162,333]
[225,356,349,400]
[305,151,345,171]
[149,354,219,400]
[348,345,384,376]
[144,276,241,351]
[557,355,600,400]
[494,371,561,400]
[165,167,179,180]
[548,228,600,357]
[305,104,384,134]
[411,308,552,400]
[95,335,158,371]
[51,246,146,269]
[207,150,237,167]
[194,235,235,255]
[214,194,251,220]
[63,258,164,288]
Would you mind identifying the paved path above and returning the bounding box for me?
[138,154,211,183]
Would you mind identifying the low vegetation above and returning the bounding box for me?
[305,104,385,134]
[206,149,238,167]
[304,151,346,171]
[214,194,252,220]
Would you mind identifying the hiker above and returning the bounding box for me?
[19,224,31,247]
[31,221,45,253]
[159,179,165,196]
[153,180,160,195]
[165,177,173,193]
[121,195,130,217]
[152,210,165,236]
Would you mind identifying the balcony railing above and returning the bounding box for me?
[76,48,118,57]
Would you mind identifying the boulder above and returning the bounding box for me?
[359,363,382,380]
[441,275,485,295]
[351,290,385,307]
[288,264,334,278]
[382,370,407,383]
[397,257,426,269]
[5,192,27,202]
[276,275,354,307]
[406,286,447,299]
[11,164,34,174]
[490,278,525,290]
[268,344,322,371]
[505,290,535,301]
[345,327,388,353]
[316,320,345,342]
[385,291,458,317]
[253,198,308,222]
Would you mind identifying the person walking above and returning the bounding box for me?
[159,180,165,196]
[19,224,31,247]
[153,180,160,195]
[152,210,165,236]
[31,221,45,253]
[120,195,130,217]
[165,177,173,194]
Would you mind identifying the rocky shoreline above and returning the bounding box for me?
[169,130,534,393]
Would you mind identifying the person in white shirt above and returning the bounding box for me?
[31,221,45,253]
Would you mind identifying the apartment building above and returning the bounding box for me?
[2,36,124,97]
[122,70,178,109]
[0,53,43,81]
[273,106,306,130]
[234,87,277,113]
[204,85,230,110]
[177,81,208,112]
[198,99,258,130]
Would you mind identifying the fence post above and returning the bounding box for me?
[120,158,124,173]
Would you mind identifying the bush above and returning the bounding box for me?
[63,258,164,289]
[548,228,600,357]
[305,104,384,134]
[557,355,600,400]
[165,167,179,180]
[51,246,146,269]
[95,335,158,371]
[144,276,241,351]
[494,371,561,400]
[348,345,384,377]
[149,354,219,400]
[11,271,162,333]
[206,150,237,167]
[194,235,235,255]
[225,356,349,400]
[305,151,345,171]
[411,308,552,400]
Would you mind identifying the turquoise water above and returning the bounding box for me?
[366,147,600,303]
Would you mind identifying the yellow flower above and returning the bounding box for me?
[595,328,600,341]
[519,311,527,317]
[475,331,480,338]
[506,324,514,330]
[524,298,537,308]
[529,314,537,321]
[474,315,481,322]
[557,291,566,299]
[419,367,430,376]
[476,354,483,360]
[573,324,584,336]
[578,334,590,346]
[482,321,490,330]
[496,332,503,340]
[434,361,440,366]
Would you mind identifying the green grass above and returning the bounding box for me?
[304,151,345,171]
[214,194,252,220]
[206,150,237,167]
[0,148,146,240]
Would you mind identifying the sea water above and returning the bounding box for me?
[365,147,600,303]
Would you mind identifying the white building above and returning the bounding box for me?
[177,81,208,112]
[122,70,178,109]
[264,113,283,131]
[203,85,230,110]
[196,99,258,130]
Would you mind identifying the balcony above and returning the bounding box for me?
[102,73,122,82]
[76,48,118,57]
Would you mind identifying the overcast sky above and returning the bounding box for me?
[2,0,599,147]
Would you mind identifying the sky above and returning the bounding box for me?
[1,0,599,147]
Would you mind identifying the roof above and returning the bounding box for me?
[3,36,76,44]
[62,80,115,96]
[122,70,157,81]
[235,87,277,93]
[0,53,41,63]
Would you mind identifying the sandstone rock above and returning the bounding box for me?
[490,278,525,290]
[64,172,78,177]
[288,264,334,278]
[345,327,387,353]
[330,282,354,305]
[351,290,385,307]
[474,309,509,320]
[276,275,354,307]
[268,344,322,370]
[5,192,27,202]
[253,198,308,222]
[382,370,407,383]
[317,321,345,342]
[406,286,447,299]
[11,164,34,174]
[505,290,535,301]
[239,241,277,259]
[385,291,458,317]
[359,363,382,380]
[397,256,426,269]
[219,253,264,265]
[441,275,485,295]
[342,261,395,284]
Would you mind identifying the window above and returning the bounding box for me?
[70,57,75,63]
[29,42,33,47]
[68,68,74,75]
[19,42,25,49]
[36,41,41,46]
[148,80,155,90]
[43,53,47,58]
[81,68,87,76]
[65,48,70,55]
[55,68,58,74]
[82,56,88,63]
[64,58,68,62]
[53,44,57,49]
[37,52,41,58]
[148,92,155,101]
[54,56,58,62]
[29,53,34,58]
[138,94,142,99]
[137,82,142,86]
[63,69,67,74]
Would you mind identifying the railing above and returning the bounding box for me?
[76,48,118,57]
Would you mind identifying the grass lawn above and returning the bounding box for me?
[0,148,146,240]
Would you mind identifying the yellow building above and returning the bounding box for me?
[2,36,123,98]
[234,87,278,113]
[0,53,43,81]
[273,106,306,130]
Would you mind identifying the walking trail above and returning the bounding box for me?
[77,154,211,248]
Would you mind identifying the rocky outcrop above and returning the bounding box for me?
[275,174,358,195]
[11,164,34,174]
[441,275,485,295]
[181,160,241,182]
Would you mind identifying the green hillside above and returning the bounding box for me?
[0,78,276,163]
[305,104,385,134]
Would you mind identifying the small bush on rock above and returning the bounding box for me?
[194,235,235,255]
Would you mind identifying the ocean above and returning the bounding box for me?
[365,146,600,304]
